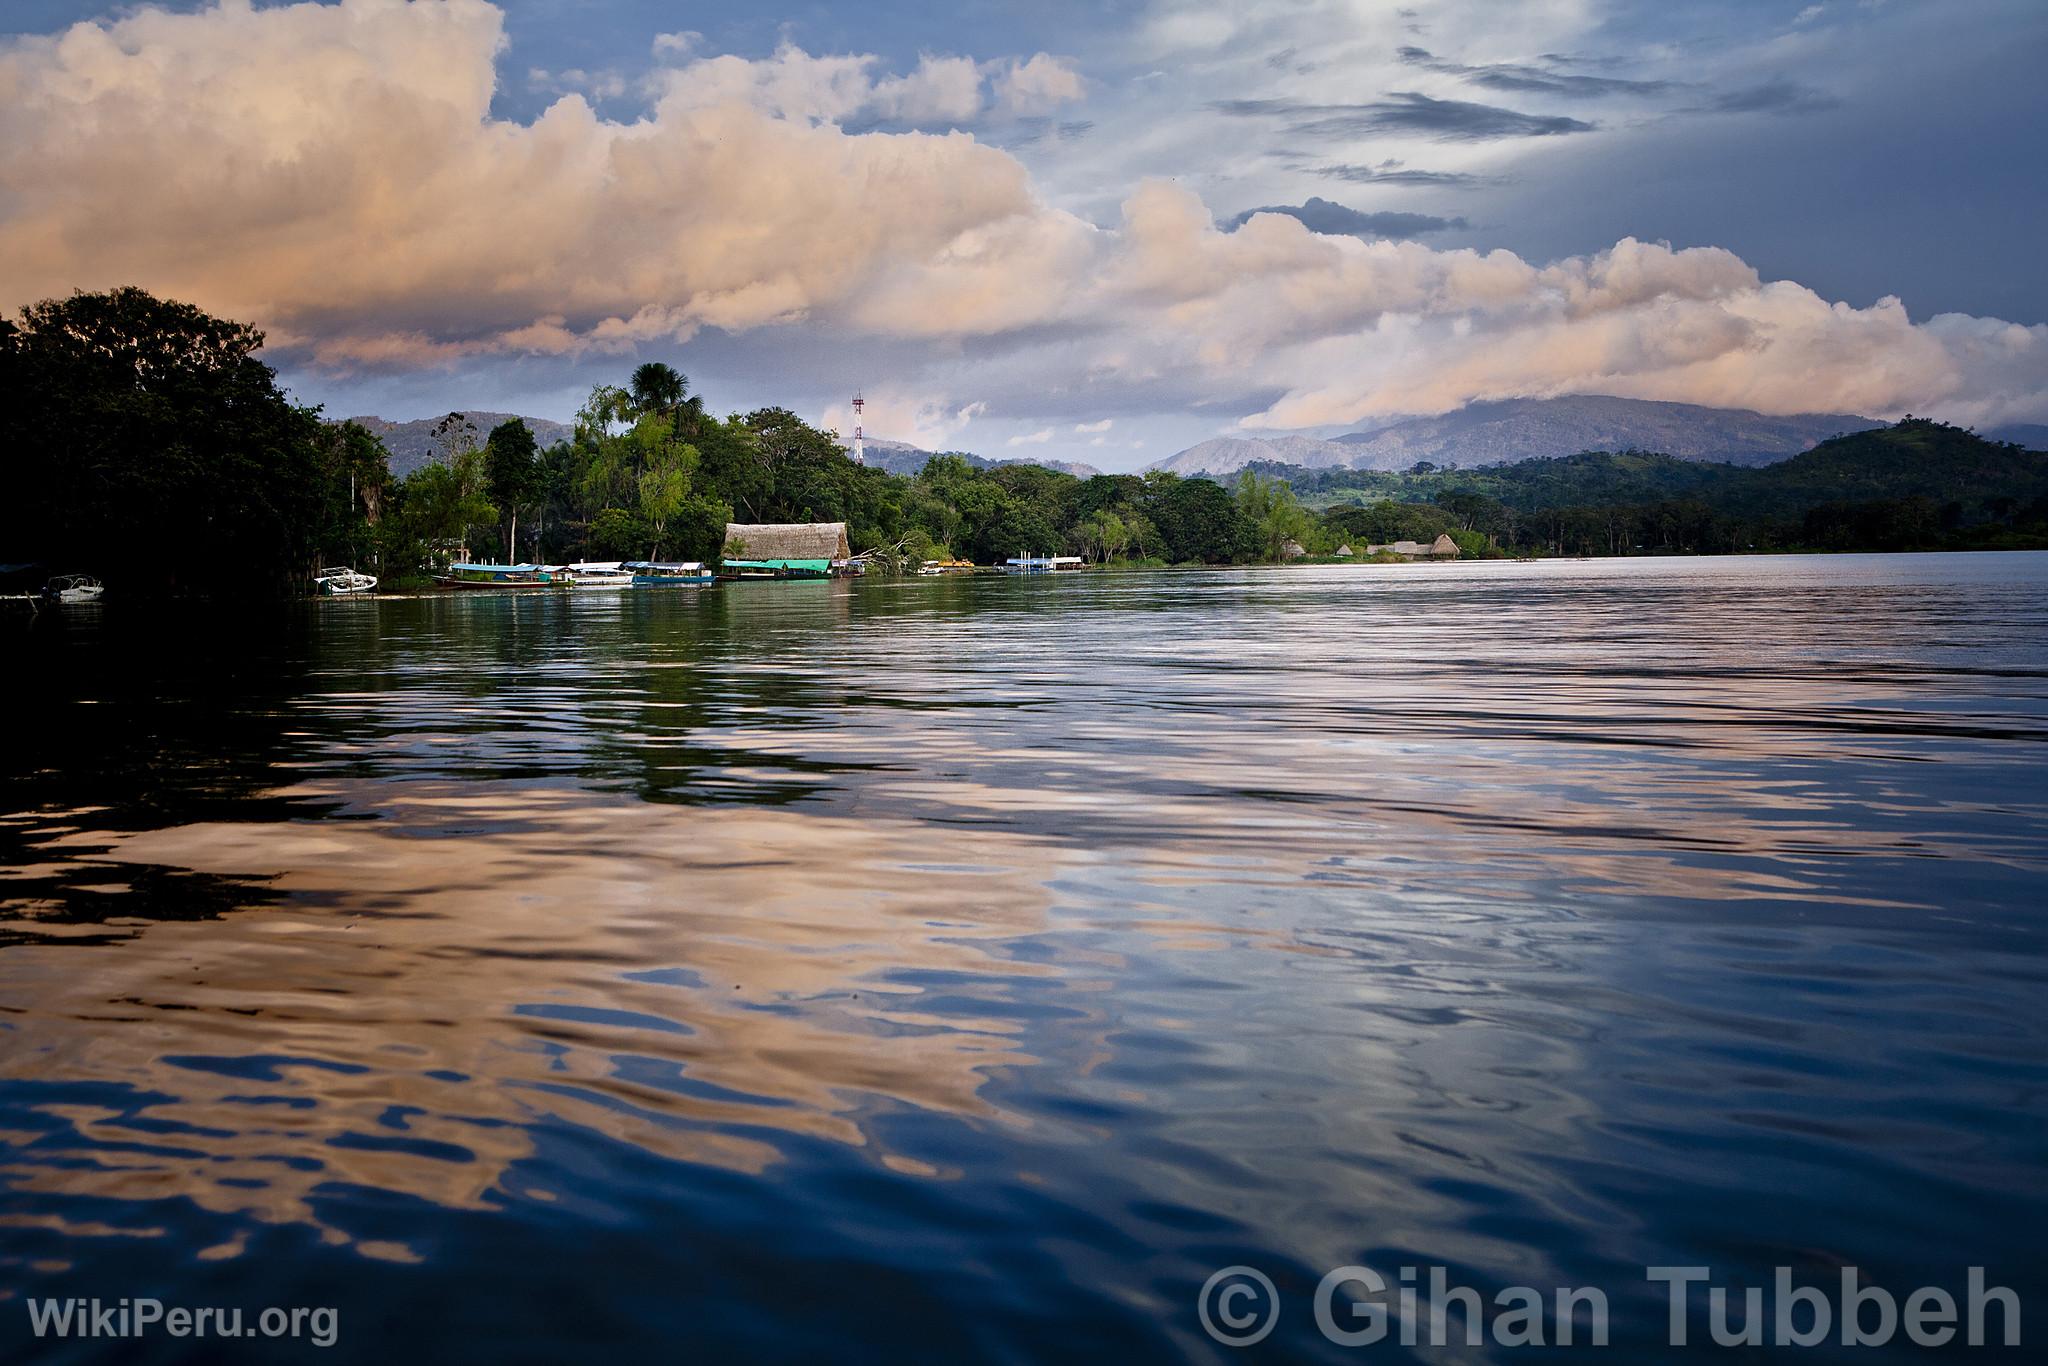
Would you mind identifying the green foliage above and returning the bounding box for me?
[17,289,2038,597]
[587,507,649,559]
[484,419,539,560]
[1233,470,1319,560]
[1294,421,2048,557]
[1151,475,1257,563]
[3,285,342,595]
[311,420,393,572]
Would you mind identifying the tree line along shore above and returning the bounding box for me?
[7,288,2047,600]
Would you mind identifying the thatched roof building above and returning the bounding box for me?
[1364,535,1462,560]
[721,522,851,562]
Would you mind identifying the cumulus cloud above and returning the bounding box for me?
[994,54,1085,116]
[653,44,987,125]
[1074,419,1113,433]
[0,0,2041,434]
[529,66,628,102]
[0,0,1089,366]
[1007,428,1055,446]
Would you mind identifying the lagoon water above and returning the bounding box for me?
[2,554,2045,1362]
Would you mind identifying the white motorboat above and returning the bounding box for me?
[564,561,634,588]
[315,567,378,595]
[45,574,105,604]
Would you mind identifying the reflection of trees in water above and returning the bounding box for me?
[1,607,327,940]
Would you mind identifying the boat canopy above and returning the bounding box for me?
[623,561,705,572]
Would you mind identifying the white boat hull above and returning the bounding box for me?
[316,569,378,596]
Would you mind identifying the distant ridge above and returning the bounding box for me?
[1146,395,1885,476]
[847,436,1100,479]
[341,411,574,477]
[1987,423,2048,451]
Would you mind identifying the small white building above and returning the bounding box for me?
[1005,554,1084,573]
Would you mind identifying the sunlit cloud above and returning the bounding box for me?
[0,0,2042,442]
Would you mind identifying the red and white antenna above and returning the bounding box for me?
[851,392,865,466]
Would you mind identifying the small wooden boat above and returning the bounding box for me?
[44,574,105,603]
[918,559,976,576]
[624,561,717,586]
[314,566,378,595]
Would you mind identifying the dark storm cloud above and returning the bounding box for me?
[1213,92,1594,141]
[1313,164,1490,187]
[1693,78,1839,115]
[1226,197,1468,239]
[1397,45,1676,99]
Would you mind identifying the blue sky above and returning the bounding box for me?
[4,0,2045,468]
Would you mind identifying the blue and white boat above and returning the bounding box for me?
[623,561,717,586]
[562,561,633,588]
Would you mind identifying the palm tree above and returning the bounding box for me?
[629,361,704,437]
[630,362,683,416]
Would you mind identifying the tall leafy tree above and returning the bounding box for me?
[3,286,326,595]
[483,419,539,561]
[312,420,393,571]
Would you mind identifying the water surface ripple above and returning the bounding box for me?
[2,555,2045,1362]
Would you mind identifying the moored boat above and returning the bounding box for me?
[624,561,717,586]
[719,557,834,580]
[314,566,378,595]
[1003,554,1084,574]
[44,574,105,603]
[433,563,557,589]
[562,561,634,588]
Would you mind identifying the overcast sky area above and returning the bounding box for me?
[4,0,2045,470]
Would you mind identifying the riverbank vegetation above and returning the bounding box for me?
[7,288,2046,596]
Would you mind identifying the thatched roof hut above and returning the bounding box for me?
[721,522,851,563]
[1429,533,1460,558]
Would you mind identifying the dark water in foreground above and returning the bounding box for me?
[2,554,2045,1363]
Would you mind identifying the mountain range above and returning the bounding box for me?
[334,416,1102,481]
[1146,396,1891,475]
[337,399,2043,484]
[849,436,1101,479]
[342,411,575,478]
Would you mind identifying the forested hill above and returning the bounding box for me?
[1268,420,2048,556]
[1272,422,2048,514]
[345,412,575,477]
[1729,421,2048,512]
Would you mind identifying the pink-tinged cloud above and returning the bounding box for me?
[1,0,2041,426]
